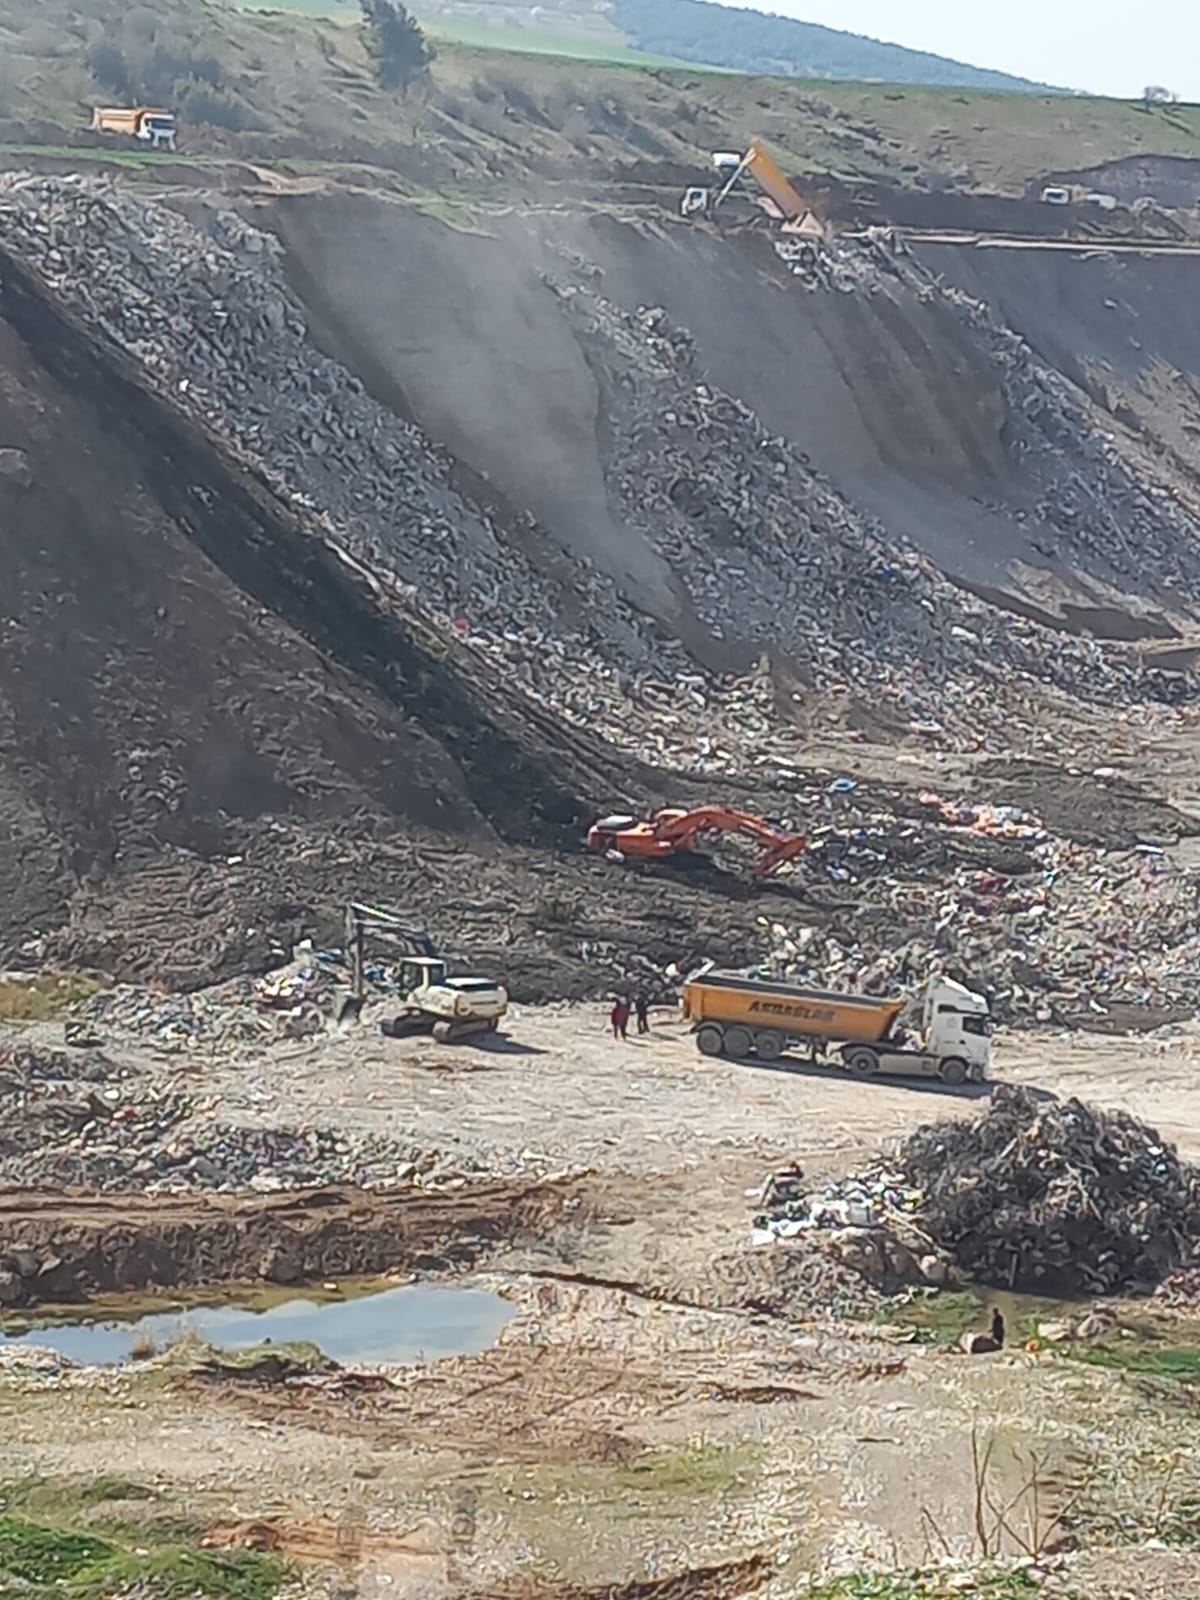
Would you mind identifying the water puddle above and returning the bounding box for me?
[0,1282,513,1366]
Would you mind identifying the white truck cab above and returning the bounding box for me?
[920,975,992,1079]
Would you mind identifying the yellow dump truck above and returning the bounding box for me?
[91,107,176,150]
[681,967,991,1086]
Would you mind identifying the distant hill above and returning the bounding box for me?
[608,0,1043,89]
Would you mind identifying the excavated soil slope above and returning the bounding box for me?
[5,175,1200,990]
[272,195,1200,632]
[0,238,622,962]
[914,243,1200,484]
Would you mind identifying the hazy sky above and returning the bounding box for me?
[762,1,1200,99]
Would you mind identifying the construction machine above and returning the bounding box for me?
[91,106,176,150]
[681,138,824,237]
[587,806,807,879]
[339,902,507,1043]
[682,966,991,1086]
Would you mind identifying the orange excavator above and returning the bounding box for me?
[587,806,807,879]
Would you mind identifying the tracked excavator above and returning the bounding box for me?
[339,902,507,1043]
[587,807,807,879]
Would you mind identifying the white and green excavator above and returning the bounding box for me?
[339,901,507,1044]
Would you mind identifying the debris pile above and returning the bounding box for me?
[555,278,1197,739]
[752,1164,946,1291]
[752,1164,922,1240]
[902,1085,1200,1295]
[0,173,1190,770]
[0,1068,497,1193]
[72,984,279,1053]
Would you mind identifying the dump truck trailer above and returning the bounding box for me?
[681,968,990,1086]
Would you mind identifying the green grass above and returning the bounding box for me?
[0,972,100,1023]
[1,1477,157,1514]
[423,16,702,69]
[798,1570,1041,1600]
[0,1517,286,1600]
[611,1441,757,1497]
[880,1290,980,1345]
[236,0,352,13]
[234,0,716,65]
[1063,1343,1200,1384]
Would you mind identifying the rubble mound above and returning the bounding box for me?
[902,1084,1200,1296]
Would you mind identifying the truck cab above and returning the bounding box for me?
[140,113,176,151]
[918,975,992,1081]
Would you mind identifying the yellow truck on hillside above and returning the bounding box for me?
[91,107,176,151]
[681,966,991,1087]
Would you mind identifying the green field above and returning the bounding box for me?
[422,16,702,69]
[234,0,702,68]
[4,0,1200,201]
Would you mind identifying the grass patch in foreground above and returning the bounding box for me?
[879,1289,980,1345]
[1063,1342,1200,1384]
[0,1516,286,1600]
[0,972,100,1022]
[612,1440,759,1497]
[799,1566,1042,1599]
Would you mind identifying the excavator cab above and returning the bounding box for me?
[397,957,448,997]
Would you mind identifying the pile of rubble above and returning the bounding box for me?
[761,832,1200,1017]
[0,174,655,689]
[555,279,1197,739]
[902,1084,1200,1295]
[934,272,1200,600]
[752,1163,947,1292]
[0,1049,494,1192]
[72,983,283,1053]
[0,173,1190,770]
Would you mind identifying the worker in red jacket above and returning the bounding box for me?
[610,997,630,1040]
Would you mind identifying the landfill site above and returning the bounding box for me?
[11,8,1200,1600]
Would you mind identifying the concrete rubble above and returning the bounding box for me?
[758,818,1200,1022]
[0,172,1191,772]
[0,1041,516,1193]
[753,1162,946,1290]
[0,178,1198,1026]
[902,1084,1200,1295]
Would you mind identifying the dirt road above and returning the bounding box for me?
[203,1001,1200,1183]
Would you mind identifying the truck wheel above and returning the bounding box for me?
[754,1030,784,1061]
[845,1046,878,1077]
[696,1025,725,1056]
[723,1026,753,1059]
[939,1057,968,1087]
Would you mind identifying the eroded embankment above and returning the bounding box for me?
[0,213,653,963]
[0,1175,588,1308]
[272,193,1200,634]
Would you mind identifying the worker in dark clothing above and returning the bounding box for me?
[991,1308,1006,1349]
[610,997,630,1040]
[634,991,650,1035]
